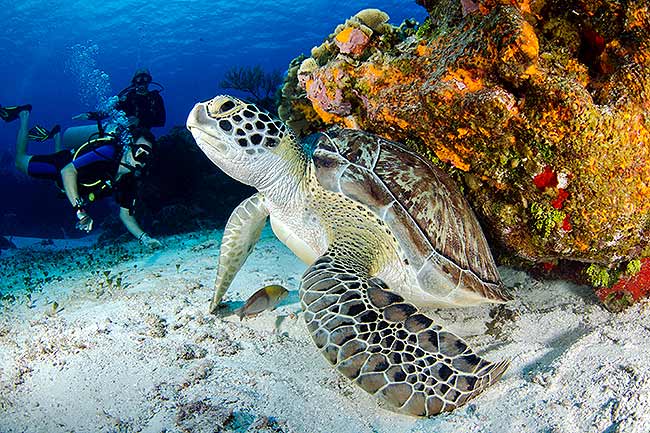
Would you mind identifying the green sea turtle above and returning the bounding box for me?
[186,95,512,417]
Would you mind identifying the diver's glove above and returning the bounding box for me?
[75,210,94,232]
[73,198,93,232]
[139,233,163,250]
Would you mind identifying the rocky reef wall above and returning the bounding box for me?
[278,1,650,308]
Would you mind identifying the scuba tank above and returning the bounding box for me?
[72,135,120,189]
[64,133,122,203]
[62,124,101,150]
[62,113,137,203]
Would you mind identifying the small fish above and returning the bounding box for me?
[237,284,289,320]
[46,301,64,317]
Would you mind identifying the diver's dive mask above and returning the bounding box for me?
[132,72,152,95]
[132,73,152,86]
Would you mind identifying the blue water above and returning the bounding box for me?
[0,1,426,145]
[0,1,426,238]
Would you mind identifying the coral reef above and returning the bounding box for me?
[588,258,650,312]
[278,2,650,303]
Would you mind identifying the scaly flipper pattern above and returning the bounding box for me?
[301,254,509,416]
[211,193,269,313]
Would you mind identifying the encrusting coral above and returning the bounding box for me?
[278,2,650,307]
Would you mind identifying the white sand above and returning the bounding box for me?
[1,226,648,433]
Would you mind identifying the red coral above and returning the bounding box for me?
[542,262,556,271]
[596,258,650,307]
[561,215,572,232]
[533,166,558,189]
[551,188,569,209]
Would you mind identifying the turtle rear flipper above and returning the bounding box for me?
[301,253,509,417]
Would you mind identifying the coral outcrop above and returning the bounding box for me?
[278,2,650,306]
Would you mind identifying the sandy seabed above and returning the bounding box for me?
[0,226,648,433]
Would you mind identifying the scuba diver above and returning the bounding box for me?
[115,68,166,129]
[21,68,166,149]
[7,106,163,249]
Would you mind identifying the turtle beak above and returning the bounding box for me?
[187,102,227,154]
[186,101,212,133]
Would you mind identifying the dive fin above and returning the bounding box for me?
[0,104,32,122]
[28,124,61,142]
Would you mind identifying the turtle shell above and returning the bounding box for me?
[309,128,509,303]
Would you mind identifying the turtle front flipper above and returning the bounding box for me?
[300,254,509,417]
[211,193,269,313]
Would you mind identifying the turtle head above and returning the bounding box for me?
[187,95,296,189]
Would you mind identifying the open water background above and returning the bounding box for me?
[0,1,426,237]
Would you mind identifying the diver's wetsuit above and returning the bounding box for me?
[26,142,138,211]
[116,90,166,129]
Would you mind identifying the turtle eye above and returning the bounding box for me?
[208,97,243,118]
[220,100,236,113]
